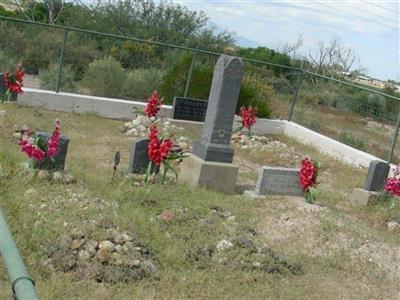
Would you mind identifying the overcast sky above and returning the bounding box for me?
[173,0,399,81]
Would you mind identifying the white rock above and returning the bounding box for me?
[52,171,63,182]
[98,240,115,252]
[121,233,133,242]
[124,121,133,130]
[387,221,400,233]
[216,239,233,251]
[37,170,50,180]
[78,250,90,261]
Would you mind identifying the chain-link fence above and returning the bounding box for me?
[1,15,399,163]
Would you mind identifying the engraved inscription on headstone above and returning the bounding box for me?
[172,97,208,122]
[35,131,70,170]
[254,166,303,197]
[192,55,244,163]
[363,160,390,191]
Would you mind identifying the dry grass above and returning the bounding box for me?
[0,104,399,299]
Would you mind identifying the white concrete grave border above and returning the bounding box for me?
[18,88,394,169]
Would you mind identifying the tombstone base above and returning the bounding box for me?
[243,190,265,199]
[192,141,234,163]
[179,154,238,193]
[350,188,380,206]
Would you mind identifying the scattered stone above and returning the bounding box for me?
[95,248,111,263]
[70,228,84,239]
[98,240,115,252]
[71,239,86,250]
[158,210,174,222]
[114,234,125,245]
[85,241,98,257]
[52,171,63,182]
[111,252,123,266]
[53,249,76,272]
[78,250,90,261]
[115,245,123,254]
[63,173,76,184]
[122,233,133,242]
[141,260,158,273]
[216,239,233,252]
[57,234,73,249]
[37,170,51,180]
[75,262,100,280]
[387,221,400,233]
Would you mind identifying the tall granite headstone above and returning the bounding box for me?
[363,160,390,191]
[179,55,243,193]
[192,55,244,163]
[35,131,69,170]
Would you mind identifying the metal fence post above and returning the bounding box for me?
[288,62,304,121]
[56,29,68,93]
[184,45,198,98]
[388,106,400,163]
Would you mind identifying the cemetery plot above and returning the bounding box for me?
[0,104,399,300]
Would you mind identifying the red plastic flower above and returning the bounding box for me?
[19,120,62,161]
[20,139,46,161]
[299,158,318,191]
[384,166,400,197]
[47,120,61,157]
[147,124,173,166]
[239,106,257,129]
[144,91,163,118]
[4,65,24,95]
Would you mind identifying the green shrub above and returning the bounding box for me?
[123,68,165,100]
[0,51,17,73]
[39,64,75,92]
[21,30,60,73]
[81,57,126,97]
[160,54,273,118]
[339,131,366,151]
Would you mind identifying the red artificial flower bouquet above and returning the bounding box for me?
[238,105,257,137]
[299,158,319,203]
[144,91,185,183]
[19,120,62,169]
[384,166,400,197]
[1,64,25,102]
[144,91,163,118]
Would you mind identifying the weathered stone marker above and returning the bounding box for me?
[128,138,150,174]
[351,160,390,205]
[172,97,208,122]
[35,131,69,170]
[245,166,303,198]
[179,55,244,193]
[363,160,390,191]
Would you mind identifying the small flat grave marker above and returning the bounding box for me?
[172,97,208,122]
[128,138,150,174]
[363,160,390,192]
[245,166,303,198]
